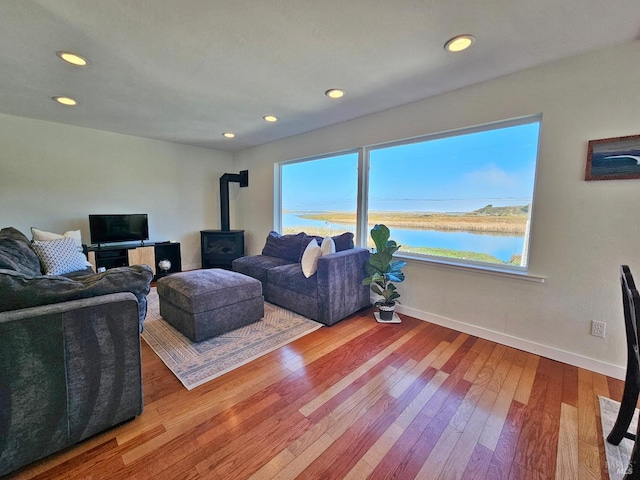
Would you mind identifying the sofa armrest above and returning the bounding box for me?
[316,247,371,325]
[0,293,143,477]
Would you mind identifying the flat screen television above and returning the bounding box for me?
[89,214,149,245]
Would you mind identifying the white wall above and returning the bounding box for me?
[234,41,640,378]
[0,114,234,270]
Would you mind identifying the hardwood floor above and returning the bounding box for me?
[9,309,625,479]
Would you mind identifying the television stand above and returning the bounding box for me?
[87,242,181,280]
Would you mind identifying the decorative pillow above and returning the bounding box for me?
[301,239,321,278]
[32,238,88,275]
[0,227,42,276]
[302,231,354,256]
[332,232,354,252]
[261,231,306,262]
[320,236,336,256]
[32,227,83,252]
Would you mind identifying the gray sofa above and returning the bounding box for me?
[232,231,370,326]
[0,227,153,476]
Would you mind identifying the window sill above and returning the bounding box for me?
[396,252,546,283]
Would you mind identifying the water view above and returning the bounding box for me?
[283,212,525,265]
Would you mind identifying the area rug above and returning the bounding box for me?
[141,288,322,390]
[599,395,638,480]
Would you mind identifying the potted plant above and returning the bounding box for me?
[363,224,406,323]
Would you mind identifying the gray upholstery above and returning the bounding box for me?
[261,231,307,262]
[268,263,318,297]
[157,269,264,342]
[0,227,42,276]
[233,236,371,326]
[0,293,143,477]
[232,254,294,291]
[0,226,151,476]
[0,265,153,328]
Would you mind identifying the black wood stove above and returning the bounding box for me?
[201,170,248,270]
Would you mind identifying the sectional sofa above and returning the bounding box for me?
[232,231,371,326]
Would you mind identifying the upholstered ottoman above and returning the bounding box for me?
[156,269,264,342]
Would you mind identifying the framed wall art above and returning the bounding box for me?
[585,134,640,181]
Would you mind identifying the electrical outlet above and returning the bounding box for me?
[591,320,606,338]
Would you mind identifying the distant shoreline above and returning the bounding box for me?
[288,209,528,235]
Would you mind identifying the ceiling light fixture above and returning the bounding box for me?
[325,89,345,99]
[222,132,235,138]
[263,115,278,122]
[56,51,89,66]
[444,35,475,53]
[53,96,77,106]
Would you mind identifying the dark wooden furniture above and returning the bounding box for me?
[607,265,640,479]
[87,242,181,280]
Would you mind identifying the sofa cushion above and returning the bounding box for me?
[32,238,89,276]
[268,263,318,298]
[302,232,354,256]
[0,227,42,276]
[232,254,294,286]
[0,264,153,327]
[261,231,306,262]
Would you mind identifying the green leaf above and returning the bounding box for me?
[368,251,392,273]
[390,260,407,270]
[370,224,390,253]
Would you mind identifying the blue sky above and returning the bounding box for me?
[282,121,540,213]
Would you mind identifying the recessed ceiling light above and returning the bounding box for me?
[222,132,235,138]
[53,96,77,106]
[263,115,278,122]
[444,35,475,53]
[325,89,345,99]
[56,51,89,66]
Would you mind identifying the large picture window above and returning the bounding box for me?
[280,151,358,237]
[278,116,541,272]
[368,118,540,269]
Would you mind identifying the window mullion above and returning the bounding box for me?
[356,147,369,248]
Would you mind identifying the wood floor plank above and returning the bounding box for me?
[555,402,579,480]
[513,353,540,405]
[478,363,523,451]
[6,309,620,480]
[578,368,599,446]
[440,386,498,479]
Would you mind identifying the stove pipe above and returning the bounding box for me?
[219,170,248,231]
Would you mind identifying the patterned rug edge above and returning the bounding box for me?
[178,322,321,390]
[599,395,637,480]
[141,291,323,390]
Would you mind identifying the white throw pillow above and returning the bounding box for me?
[32,227,92,266]
[301,238,322,278]
[320,236,336,256]
[32,227,83,251]
[32,237,89,275]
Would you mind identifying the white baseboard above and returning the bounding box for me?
[395,304,626,380]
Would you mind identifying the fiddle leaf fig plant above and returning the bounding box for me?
[363,224,406,306]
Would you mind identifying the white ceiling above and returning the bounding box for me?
[1,1,639,153]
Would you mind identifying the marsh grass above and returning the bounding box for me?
[296,211,527,235]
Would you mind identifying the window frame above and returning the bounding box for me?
[276,114,543,281]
